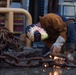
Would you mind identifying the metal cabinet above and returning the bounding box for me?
[59,0,76,20]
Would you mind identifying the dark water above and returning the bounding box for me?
[0,67,76,75]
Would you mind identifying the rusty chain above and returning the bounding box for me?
[0,51,76,68]
[0,27,76,68]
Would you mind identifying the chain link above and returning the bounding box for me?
[0,52,76,68]
[0,27,76,68]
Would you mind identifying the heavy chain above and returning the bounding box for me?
[0,51,76,68]
[0,27,76,68]
[0,53,44,67]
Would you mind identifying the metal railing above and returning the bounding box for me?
[0,8,32,47]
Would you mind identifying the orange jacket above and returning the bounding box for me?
[40,13,68,48]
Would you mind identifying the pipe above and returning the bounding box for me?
[7,0,10,7]
[8,11,14,32]
[0,8,32,47]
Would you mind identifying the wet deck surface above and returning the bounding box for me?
[0,67,76,75]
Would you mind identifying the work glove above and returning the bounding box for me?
[51,36,65,53]
[67,53,74,61]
